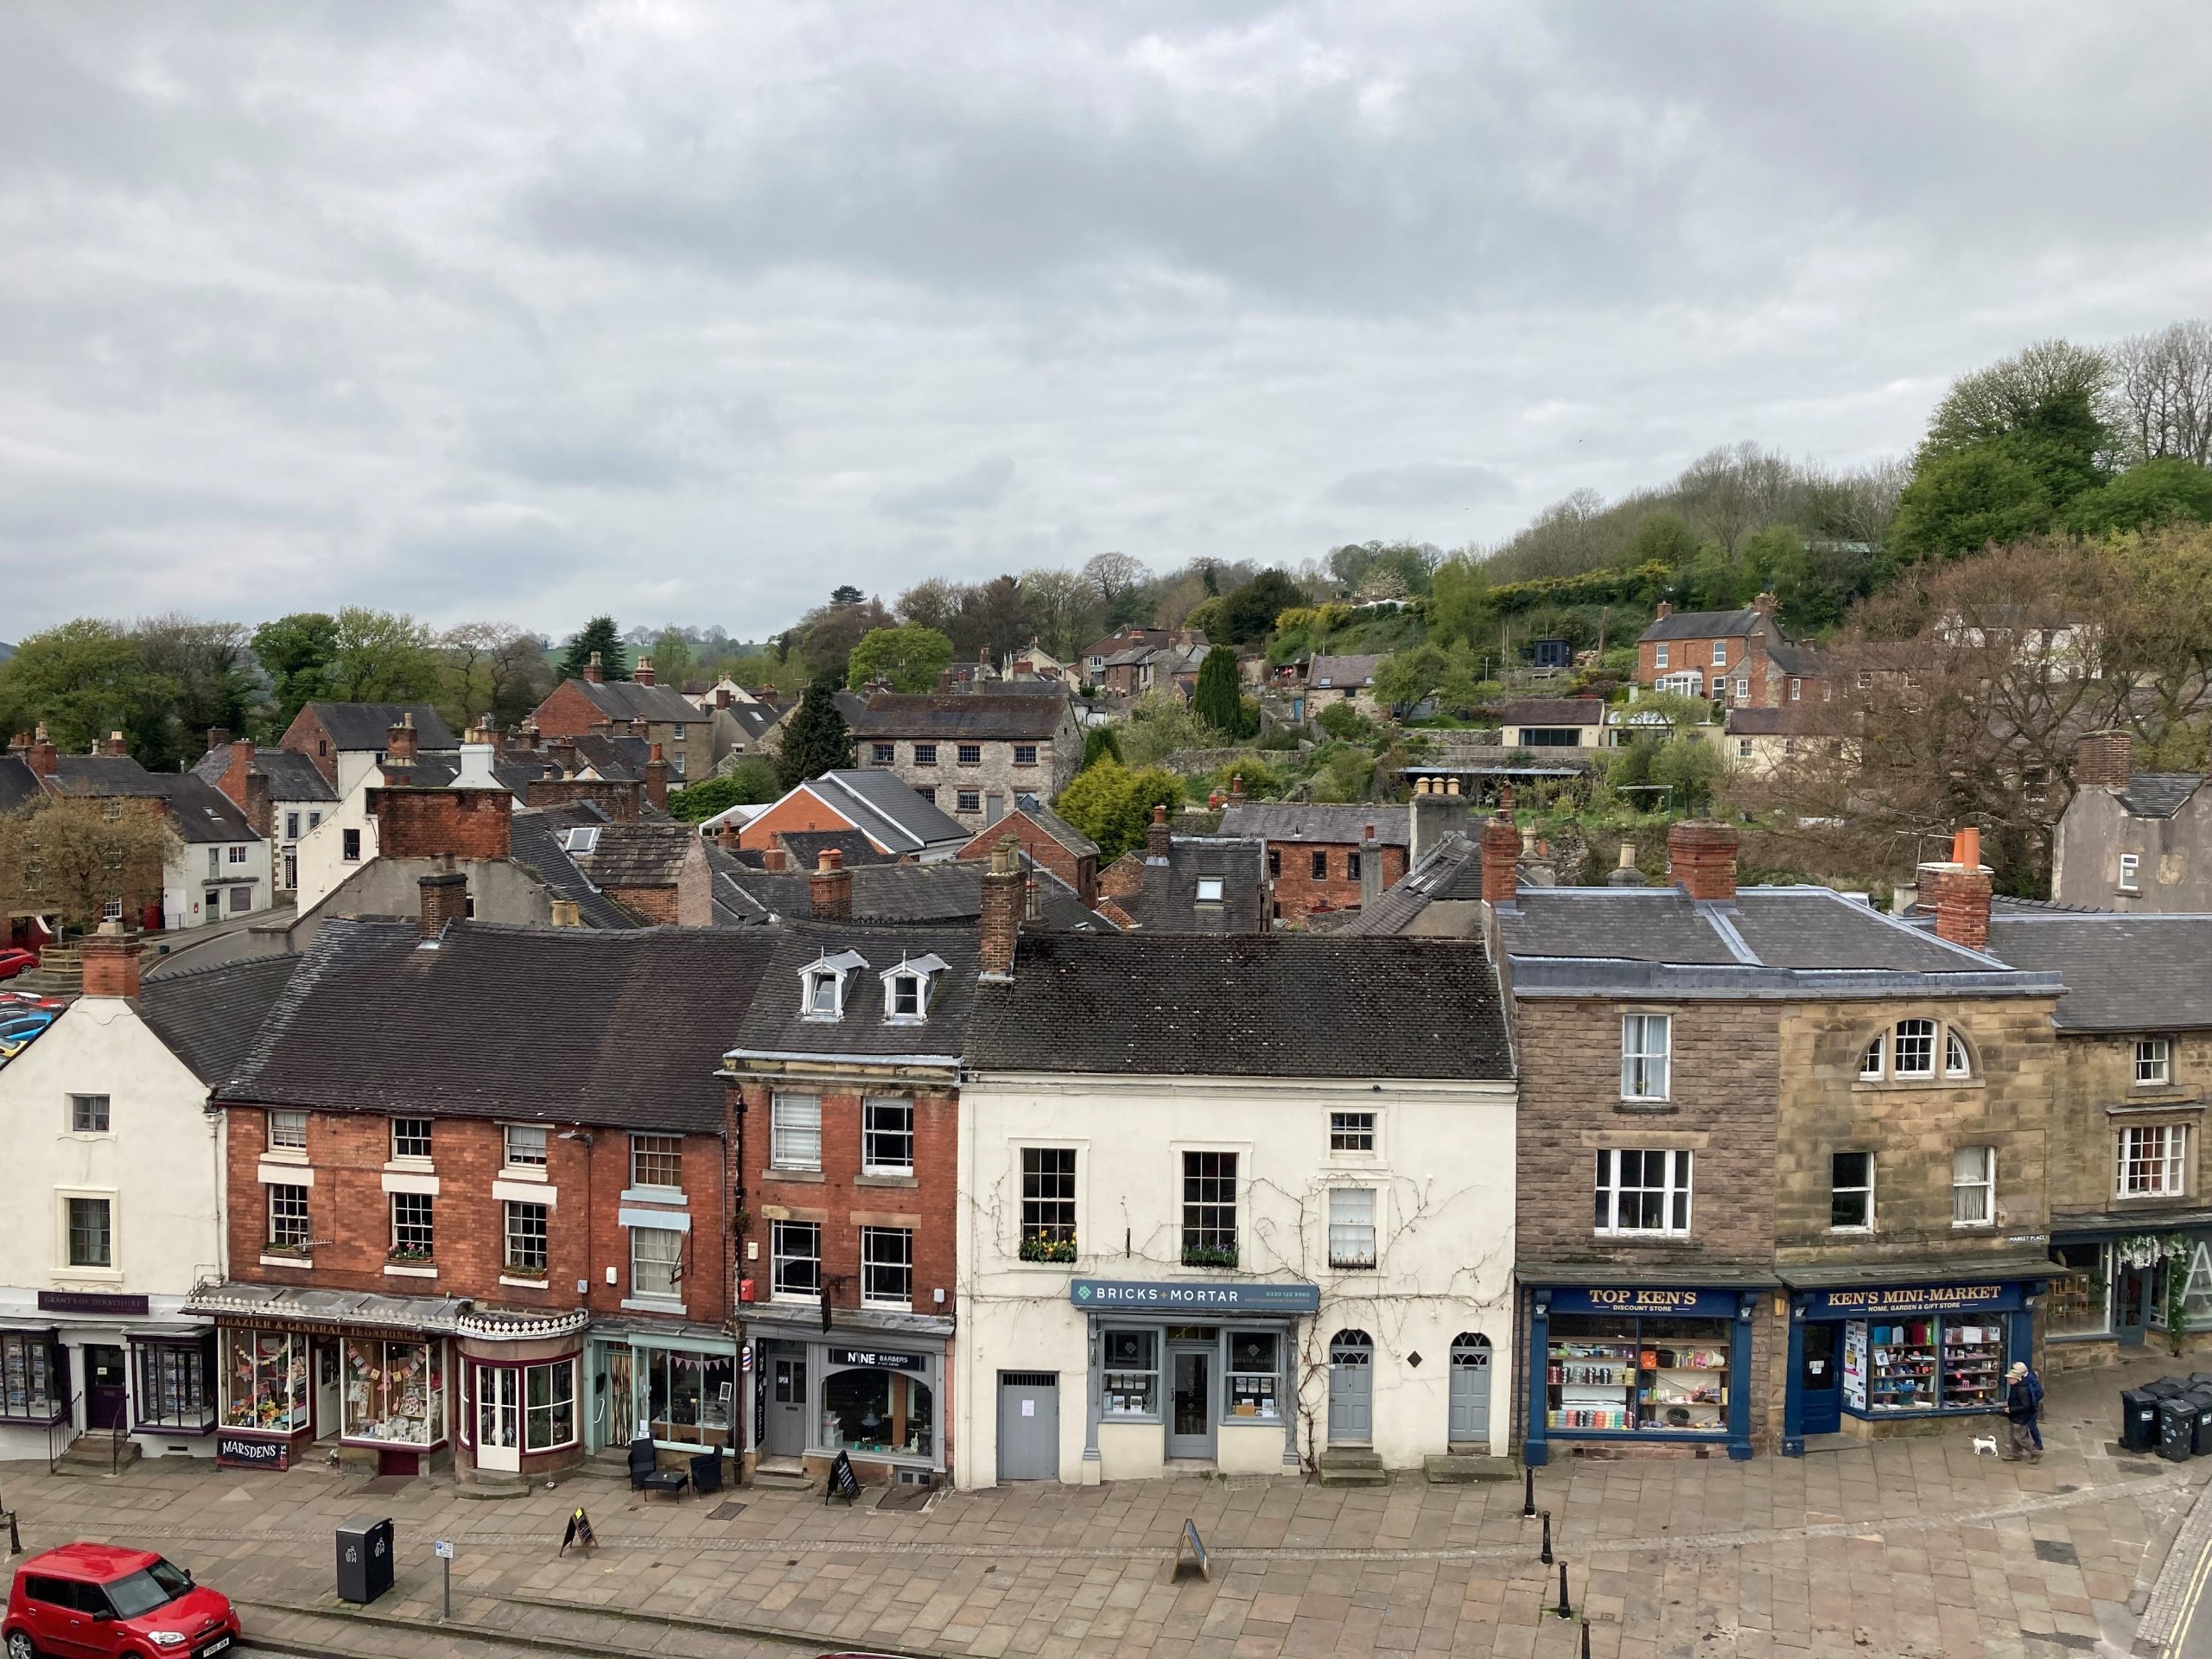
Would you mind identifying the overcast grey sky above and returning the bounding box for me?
[3,1,2208,642]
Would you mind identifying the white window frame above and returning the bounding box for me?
[269,1109,308,1153]
[862,1096,915,1175]
[390,1192,434,1257]
[267,1183,310,1249]
[1327,1186,1378,1270]
[629,1133,682,1192]
[1951,1147,1995,1227]
[1789,678,1801,701]
[2118,1124,2189,1198]
[1828,1150,1873,1233]
[523,1357,577,1452]
[1620,1014,1671,1102]
[1329,1110,1376,1155]
[1594,1148,1693,1236]
[1859,1033,1885,1079]
[2120,853,2141,893]
[860,1225,913,1307]
[505,1200,550,1274]
[391,1117,433,1161]
[504,1123,548,1169]
[1196,876,1225,903]
[884,971,927,1022]
[770,1092,822,1171]
[804,969,841,1018]
[1713,640,1728,666]
[1891,1019,1936,1079]
[1945,1029,1973,1078]
[1654,643,1669,670]
[769,1218,821,1300]
[629,1224,683,1301]
[2138,1037,2173,1087]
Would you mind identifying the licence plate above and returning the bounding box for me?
[196,1638,232,1658]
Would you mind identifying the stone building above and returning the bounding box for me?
[529,657,711,785]
[851,694,1084,833]
[2050,730,2212,912]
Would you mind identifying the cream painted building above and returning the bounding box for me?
[957,934,1517,1488]
[0,929,296,1462]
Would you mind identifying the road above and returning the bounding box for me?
[2171,1527,2212,1659]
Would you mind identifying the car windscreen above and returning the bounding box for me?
[104,1560,190,1619]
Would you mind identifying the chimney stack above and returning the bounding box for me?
[715,821,741,851]
[1607,841,1645,887]
[2075,730,2133,790]
[105,730,126,758]
[1919,827,1993,952]
[25,724,56,779]
[715,688,732,709]
[472,715,503,756]
[583,651,604,684]
[80,920,142,999]
[1667,820,1740,902]
[416,871,468,940]
[635,656,656,686]
[1654,601,1673,620]
[1230,774,1245,803]
[761,845,787,872]
[644,742,670,812]
[810,848,852,921]
[1359,827,1383,908]
[207,727,231,753]
[979,837,1022,978]
[1146,804,1171,864]
[549,899,582,927]
[1751,592,1777,616]
[1479,787,1521,906]
[385,711,418,766]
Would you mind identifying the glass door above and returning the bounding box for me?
[476,1364,519,1472]
[1166,1348,1214,1460]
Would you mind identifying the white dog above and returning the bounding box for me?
[1971,1434,1999,1457]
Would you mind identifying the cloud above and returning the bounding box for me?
[1325,462,1514,509]
[873,456,1018,523]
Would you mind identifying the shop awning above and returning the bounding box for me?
[741,1305,954,1342]
[1516,1264,1779,1290]
[1776,1252,2056,1289]
[2051,1208,2212,1240]
[182,1281,471,1334]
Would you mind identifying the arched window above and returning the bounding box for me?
[1330,1330,1373,1367]
[1891,1019,1936,1078]
[1450,1333,1491,1365]
[1859,1034,1885,1079]
[1945,1028,1973,1078]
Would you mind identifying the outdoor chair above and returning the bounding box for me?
[629,1435,688,1500]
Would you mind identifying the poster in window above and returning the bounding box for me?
[1841,1321,1867,1414]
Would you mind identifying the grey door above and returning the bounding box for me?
[765,1354,808,1459]
[996,1371,1058,1481]
[1166,1347,1215,1460]
[1327,1330,1373,1444]
[1448,1333,1491,1446]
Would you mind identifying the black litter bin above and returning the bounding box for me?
[2147,1376,2190,1396]
[2123,1387,2163,1452]
[2159,1395,2197,1461]
[336,1516,395,1605]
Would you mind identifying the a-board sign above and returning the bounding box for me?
[559,1507,597,1554]
[825,1448,860,1505]
[1176,1519,1210,1582]
[215,1433,289,1471]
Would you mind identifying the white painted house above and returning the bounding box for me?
[0,927,296,1462]
[956,933,1517,1488]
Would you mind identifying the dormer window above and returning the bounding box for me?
[807,971,838,1015]
[890,975,922,1018]
[880,954,949,1025]
[798,950,869,1021]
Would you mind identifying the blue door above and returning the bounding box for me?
[1800,1323,1842,1435]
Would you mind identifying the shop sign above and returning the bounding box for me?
[215,1433,289,1471]
[1803,1281,2026,1316]
[1545,1287,1738,1318]
[1070,1279,1320,1313]
[38,1290,150,1317]
[830,1347,926,1372]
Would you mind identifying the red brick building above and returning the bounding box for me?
[955,800,1099,907]
[1214,802,1409,925]
[529,656,712,784]
[194,906,773,1483]
[1636,597,1828,709]
[277,702,458,786]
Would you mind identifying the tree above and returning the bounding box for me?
[1192,646,1242,733]
[0,796,175,936]
[320,608,442,704]
[971,575,1027,663]
[800,591,893,680]
[1890,444,2056,564]
[648,627,696,690]
[1079,725,1122,772]
[0,620,175,760]
[1051,759,1185,861]
[2065,458,2212,537]
[1212,569,1305,644]
[669,759,779,822]
[1428,555,1494,649]
[846,625,956,694]
[1371,645,1448,714]
[2109,320,2212,467]
[440,623,550,730]
[130,615,251,764]
[1018,568,1097,660]
[774,671,855,789]
[250,612,340,733]
[1627,511,1700,571]
[896,579,964,639]
[561,617,628,682]
[1080,551,1150,629]
[1922,339,2113,460]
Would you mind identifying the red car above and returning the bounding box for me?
[5,1543,238,1659]
[0,950,36,982]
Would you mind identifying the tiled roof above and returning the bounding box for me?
[0,754,42,814]
[779,830,899,869]
[728,921,981,1062]
[1500,699,1606,727]
[568,678,702,725]
[571,822,696,888]
[139,952,303,1086]
[190,745,339,804]
[967,934,1513,1080]
[806,769,971,853]
[1765,639,1827,677]
[973,798,1100,861]
[2118,774,2205,819]
[1984,912,2212,1031]
[853,694,1068,740]
[1116,836,1268,935]
[305,702,458,751]
[1307,653,1383,689]
[1339,833,1483,934]
[1724,708,1813,736]
[46,754,168,798]
[157,775,261,843]
[505,814,639,929]
[1638,608,1767,642]
[1216,803,1410,847]
[224,918,777,1133]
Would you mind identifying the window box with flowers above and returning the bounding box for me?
[1180,1243,1238,1269]
[1019,1234,1077,1264]
[386,1245,436,1266]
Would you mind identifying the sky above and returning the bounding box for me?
[2,1,2209,644]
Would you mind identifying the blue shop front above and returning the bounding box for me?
[1779,1262,2049,1455]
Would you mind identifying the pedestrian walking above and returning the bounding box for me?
[2024,1360,2044,1452]
[2003,1361,2041,1462]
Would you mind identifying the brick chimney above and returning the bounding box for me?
[512,721,539,754]
[206,726,230,753]
[715,688,732,709]
[635,656,656,687]
[761,845,788,872]
[1230,774,1245,803]
[1751,592,1777,616]
[213,739,254,813]
[979,838,1021,978]
[80,920,142,999]
[105,730,126,757]
[1667,820,1740,902]
[385,711,418,766]
[417,871,468,940]
[810,848,852,921]
[1654,601,1673,620]
[1146,804,1171,864]
[471,715,503,756]
[26,723,56,779]
[1479,788,1521,906]
[1919,827,1993,952]
[2075,730,2133,789]
[583,651,604,684]
[644,742,670,813]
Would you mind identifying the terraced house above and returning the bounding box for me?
[851,693,1084,831]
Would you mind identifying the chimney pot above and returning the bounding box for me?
[105,730,126,757]
[1667,819,1740,902]
[809,846,853,921]
[635,656,656,686]
[1146,804,1171,864]
[584,652,604,683]
[643,742,670,813]
[1919,830,1993,952]
[385,713,419,765]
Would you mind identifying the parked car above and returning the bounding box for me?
[0,1013,54,1058]
[0,948,36,982]
[5,1543,239,1659]
[0,992,66,1011]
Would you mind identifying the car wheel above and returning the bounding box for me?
[5,1626,39,1659]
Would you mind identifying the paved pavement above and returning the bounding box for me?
[3,1356,2208,1659]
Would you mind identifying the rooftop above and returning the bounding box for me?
[853,693,1069,740]
[1216,803,1410,847]
[1982,910,2212,1032]
[302,702,459,752]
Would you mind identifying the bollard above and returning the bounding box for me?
[1522,1466,1536,1518]
[4,1508,17,1557]
[1554,1560,1572,1619]
[1540,1510,1553,1566]
[1581,1617,1592,1658]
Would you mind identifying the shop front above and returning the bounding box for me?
[742,1307,951,1484]
[0,1291,219,1459]
[2045,1211,2212,1367]
[1521,1279,1765,1465]
[1071,1277,1316,1483]
[584,1317,739,1460]
[453,1307,590,1483]
[1780,1262,2049,1453]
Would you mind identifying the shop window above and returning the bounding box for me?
[1891,1020,1936,1078]
[1593,1148,1691,1236]
[2047,1243,2112,1336]
[1102,1330,1159,1416]
[1829,1152,1873,1232]
[67,1197,111,1268]
[824,1366,933,1458]
[524,1358,576,1452]
[1620,1014,1670,1101]
[1331,1110,1376,1154]
[771,1093,822,1170]
[1951,1147,1995,1226]
[630,1134,682,1192]
[643,1348,733,1447]
[69,1095,109,1133]
[2119,1124,2189,1196]
[1328,1188,1377,1269]
[391,1117,432,1160]
[505,1202,549,1274]
[1547,1313,1727,1434]
[1020,1147,1077,1257]
[268,1110,307,1152]
[135,1338,214,1431]
[772,1219,821,1299]
[1180,1151,1238,1267]
[504,1123,547,1167]
[2139,1038,2173,1086]
[389,1192,434,1262]
[223,1330,307,1432]
[1227,1332,1280,1421]
[863,1097,914,1173]
[0,1332,64,1423]
[267,1184,309,1250]
[343,1338,441,1445]
[861,1226,914,1307]
[1854,1317,2002,1412]
[631,1226,683,1300]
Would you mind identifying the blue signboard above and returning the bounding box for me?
[1802,1281,2028,1317]
[1545,1286,1740,1318]
[1070,1278,1320,1314]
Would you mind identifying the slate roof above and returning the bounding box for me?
[1115,837,1268,935]
[571,822,696,888]
[1765,639,1827,677]
[853,694,1068,740]
[722,703,782,742]
[305,702,459,751]
[157,775,262,843]
[1983,912,2212,1031]
[505,814,639,929]
[1725,708,1815,736]
[0,754,42,815]
[1216,803,1410,848]
[713,849,1110,932]
[1307,653,1383,690]
[1339,832,1486,935]
[139,952,303,1086]
[967,934,1513,1080]
[1639,607,1767,642]
[46,754,168,798]
[563,732,652,780]
[728,921,981,1062]
[189,746,339,803]
[225,918,778,1133]
[779,829,899,869]
[2117,774,2206,818]
[1501,699,1606,728]
[567,678,702,725]
[804,769,971,854]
